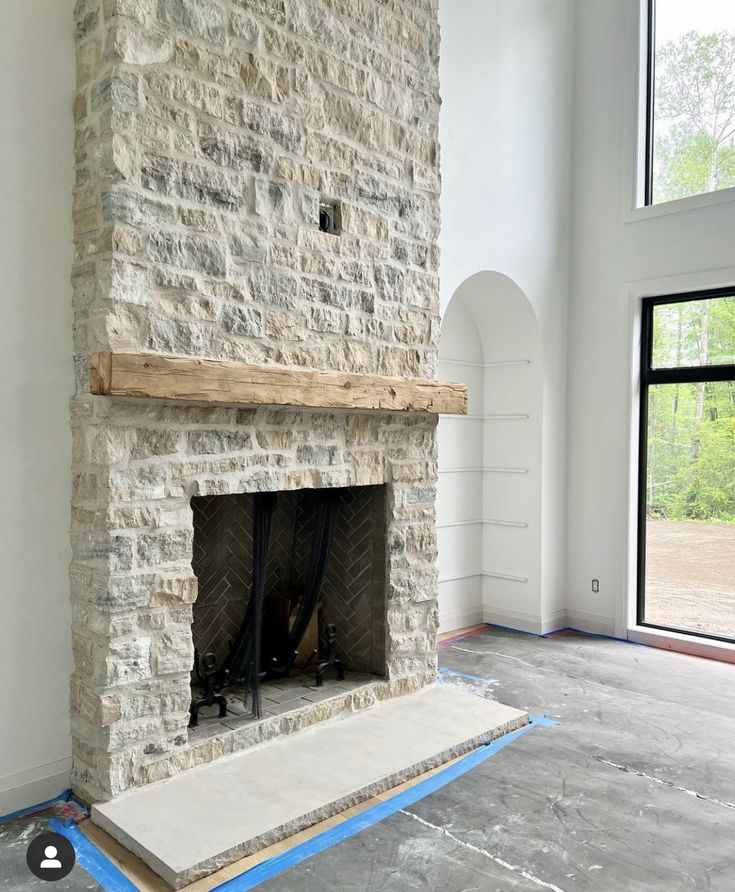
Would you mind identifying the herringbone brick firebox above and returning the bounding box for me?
[192,486,386,678]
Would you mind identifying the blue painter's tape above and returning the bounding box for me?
[210,715,556,892]
[49,818,139,892]
[442,622,647,647]
[485,622,547,638]
[438,667,499,685]
[0,789,73,824]
[528,714,561,727]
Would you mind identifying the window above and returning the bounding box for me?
[644,0,735,205]
[638,289,735,643]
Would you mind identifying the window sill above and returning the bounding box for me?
[625,185,735,224]
[628,624,735,664]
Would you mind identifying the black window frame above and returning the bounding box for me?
[638,287,735,643]
[644,0,656,207]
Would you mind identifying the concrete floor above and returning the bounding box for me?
[2,629,734,891]
[258,628,735,891]
[0,810,101,892]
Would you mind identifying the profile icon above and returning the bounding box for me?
[26,831,75,880]
[40,845,63,869]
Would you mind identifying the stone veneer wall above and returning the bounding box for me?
[71,0,442,802]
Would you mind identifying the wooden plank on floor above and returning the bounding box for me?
[438,624,487,643]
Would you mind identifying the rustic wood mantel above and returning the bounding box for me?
[90,352,468,415]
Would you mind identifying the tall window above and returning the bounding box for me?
[639,290,735,643]
[645,0,735,205]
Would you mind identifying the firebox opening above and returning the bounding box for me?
[189,485,387,733]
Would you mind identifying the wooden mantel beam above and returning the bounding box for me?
[90,352,468,416]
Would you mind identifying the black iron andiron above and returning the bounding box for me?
[189,651,227,727]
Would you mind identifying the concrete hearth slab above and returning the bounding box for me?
[91,685,527,888]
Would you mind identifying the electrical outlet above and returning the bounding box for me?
[592,579,600,593]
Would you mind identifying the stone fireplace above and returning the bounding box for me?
[70,0,453,804]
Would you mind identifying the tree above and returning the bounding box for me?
[644,29,735,526]
[648,297,735,523]
[654,31,735,202]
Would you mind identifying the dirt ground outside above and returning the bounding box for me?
[645,519,735,640]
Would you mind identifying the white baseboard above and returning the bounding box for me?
[540,610,568,635]
[480,607,617,638]
[438,605,484,635]
[564,609,617,638]
[482,606,565,636]
[0,758,72,818]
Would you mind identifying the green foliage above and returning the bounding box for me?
[647,299,735,523]
[653,30,735,203]
[655,129,735,202]
[646,30,735,524]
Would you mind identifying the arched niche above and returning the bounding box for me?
[437,272,544,634]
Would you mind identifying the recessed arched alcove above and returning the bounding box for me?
[438,271,544,633]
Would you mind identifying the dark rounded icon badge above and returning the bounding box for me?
[26,831,76,881]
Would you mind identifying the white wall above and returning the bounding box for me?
[437,298,485,632]
[566,0,735,637]
[439,0,574,632]
[9,0,729,814]
[0,0,76,813]
[438,275,544,633]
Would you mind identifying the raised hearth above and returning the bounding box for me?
[93,685,529,888]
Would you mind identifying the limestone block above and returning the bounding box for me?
[99,637,152,685]
[151,573,198,605]
[240,53,290,103]
[295,444,342,467]
[198,128,274,174]
[157,0,227,45]
[230,12,260,45]
[187,429,253,455]
[261,24,304,63]
[233,0,286,28]
[102,187,176,226]
[255,430,294,451]
[151,629,194,675]
[73,530,135,571]
[250,267,300,308]
[76,0,100,37]
[227,231,267,266]
[147,315,215,357]
[147,231,228,277]
[177,162,245,211]
[136,529,193,568]
[108,465,168,501]
[131,428,182,459]
[108,22,174,64]
[77,37,103,87]
[220,303,264,337]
